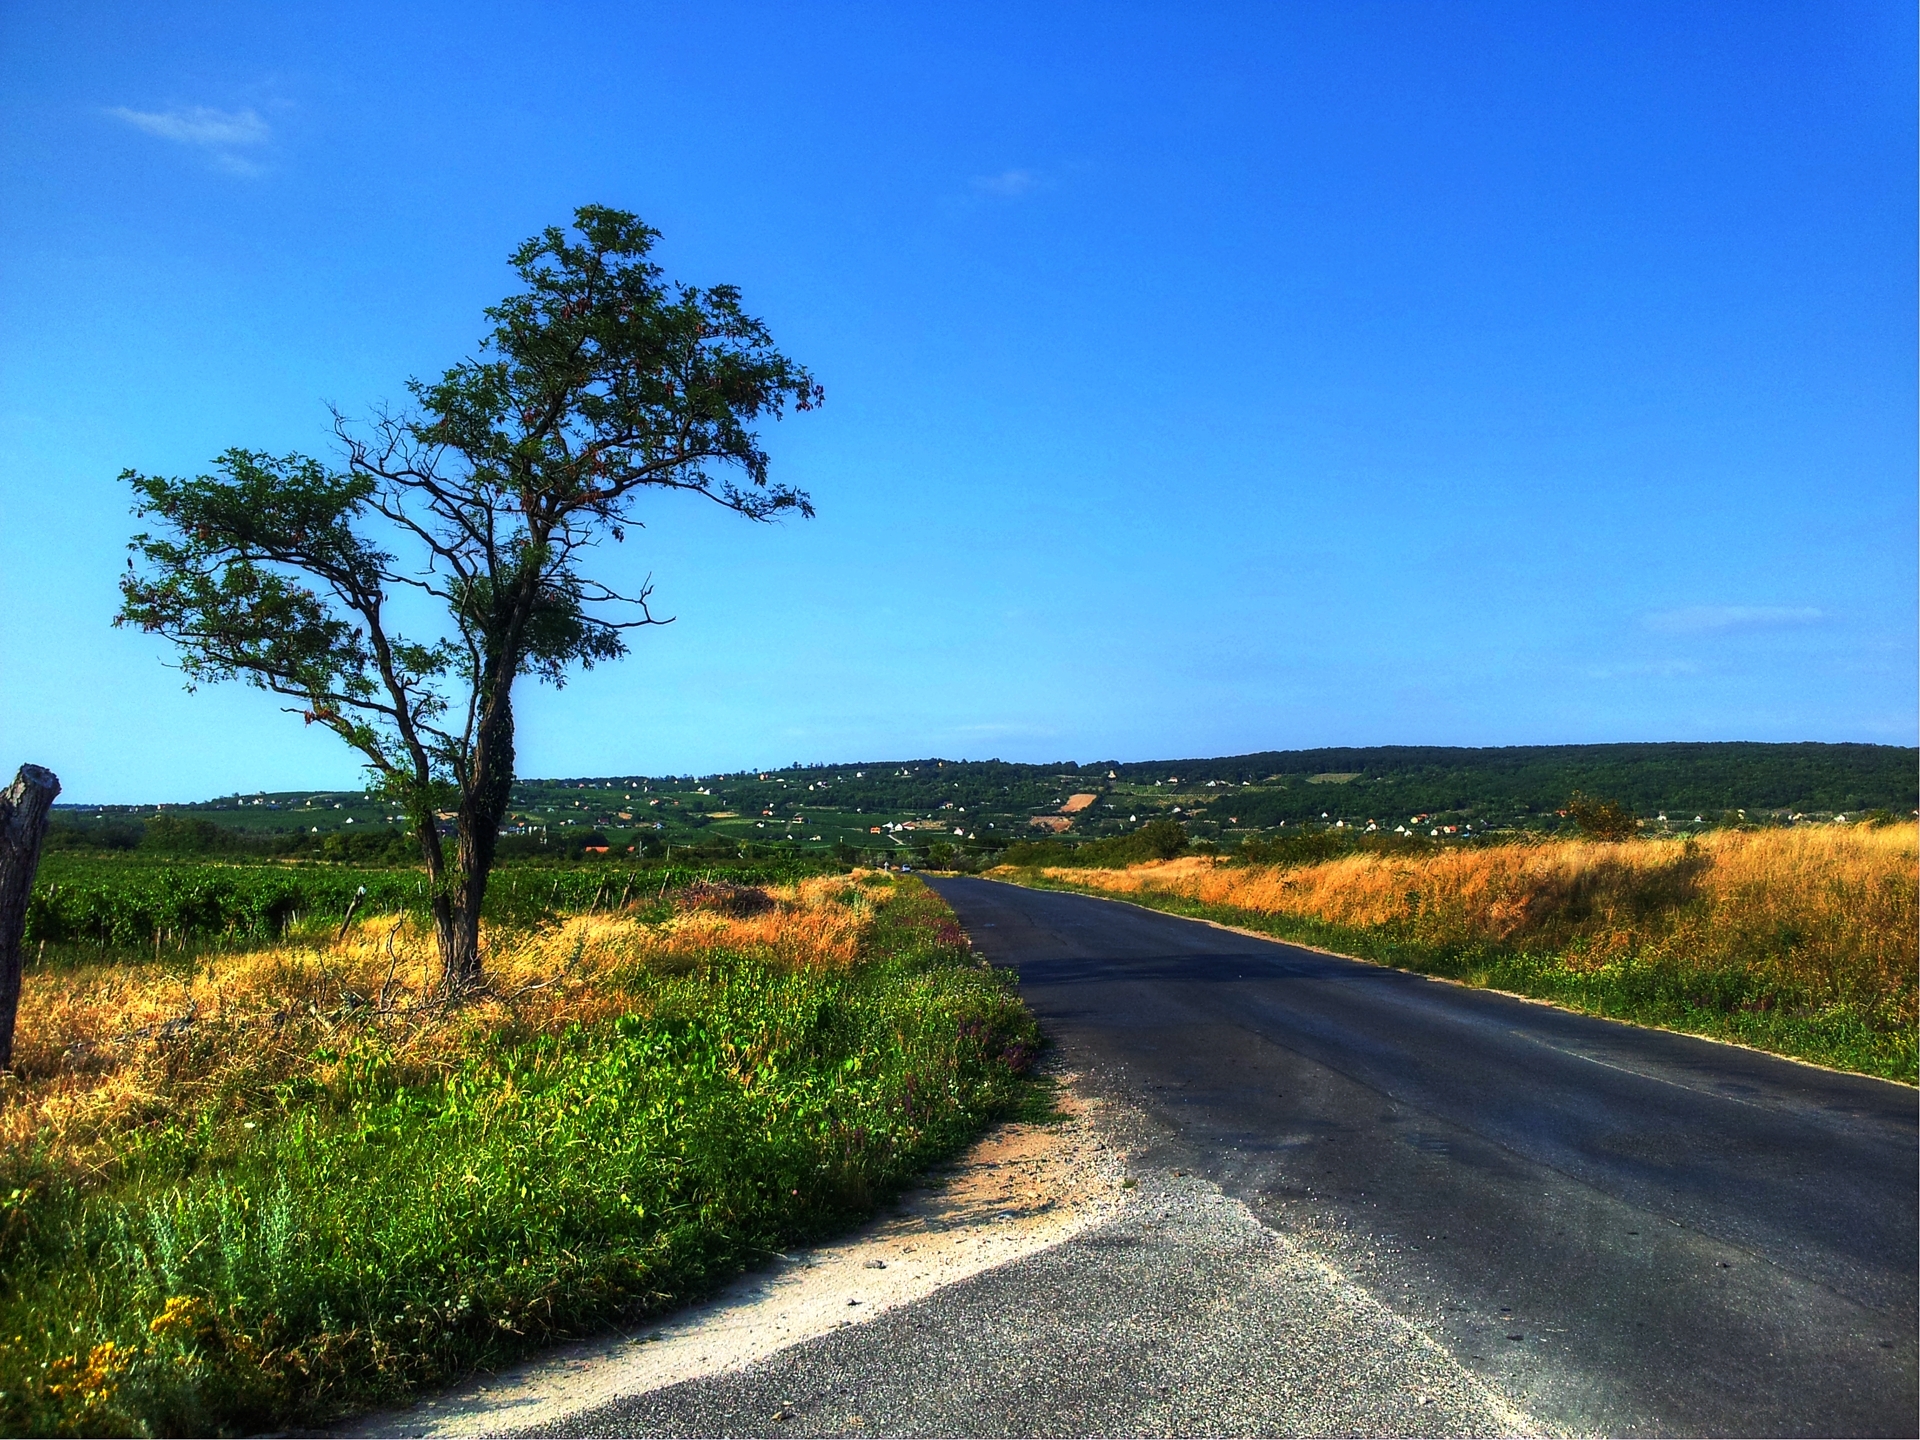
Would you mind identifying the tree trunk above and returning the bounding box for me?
[0,765,60,1070]
[410,811,465,994]
[444,691,516,995]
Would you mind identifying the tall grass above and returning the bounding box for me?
[1011,826,1917,1082]
[0,874,1037,1436]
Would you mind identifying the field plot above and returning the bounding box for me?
[0,874,1036,1436]
[23,856,826,958]
[1010,825,1918,1082]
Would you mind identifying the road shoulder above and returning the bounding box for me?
[354,1067,1550,1438]
[351,1079,1131,1437]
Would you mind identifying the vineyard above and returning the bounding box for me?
[25,855,833,956]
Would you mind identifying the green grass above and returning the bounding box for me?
[0,882,1040,1436]
[1009,871,1917,1085]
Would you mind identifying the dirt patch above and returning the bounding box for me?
[1059,794,1099,814]
[356,1084,1130,1437]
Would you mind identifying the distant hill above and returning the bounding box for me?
[1094,742,1918,825]
[54,741,1916,858]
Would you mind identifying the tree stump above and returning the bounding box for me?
[0,764,60,1070]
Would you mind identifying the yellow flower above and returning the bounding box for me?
[148,1294,213,1340]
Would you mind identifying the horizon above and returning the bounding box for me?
[3,2,1914,803]
[49,737,1918,810]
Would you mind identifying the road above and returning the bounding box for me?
[922,876,1918,1436]
[463,877,1914,1439]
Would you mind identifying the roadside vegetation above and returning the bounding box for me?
[1004,824,1917,1084]
[0,874,1036,1436]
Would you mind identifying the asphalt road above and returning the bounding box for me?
[482,877,1917,1438]
[920,876,1919,1437]
[537,1165,1536,1439]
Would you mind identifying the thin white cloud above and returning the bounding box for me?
[1643,605,1825,634]
[108,105,270,174]
[970,169,1042,199]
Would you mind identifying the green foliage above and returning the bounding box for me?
[114,207,823,984]
[1233,828,1436,867]
[141,815,240,855]
[1129,818,1190,860]
[50,813,444,866]
[436,204,823,520]
[116,452,415,740]
[1566,791,1640,841]
[0,884,1036,1436]
[1144,742,1917,825]
[1001,819,1188,869]
[24,857,833,957]
[116,209,823,796]
[53,742,1917,868]
[994,838,1072,867]
[44,817,146,853]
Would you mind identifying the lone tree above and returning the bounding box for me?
[117,207,820,991]
[1565,791,1640,842]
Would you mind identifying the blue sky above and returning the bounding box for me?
[1,1,1913,802]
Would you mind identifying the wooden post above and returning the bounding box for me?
[0,764,60,1071]
[334,884,367,942]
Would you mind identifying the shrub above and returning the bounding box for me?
[1001,819,1188,869]
[1566,791,1640,842]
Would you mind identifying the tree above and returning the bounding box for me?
[117,207,821,991]
[1132,817,1190,861]
[1565,791,1640,842]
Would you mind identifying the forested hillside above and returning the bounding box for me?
[53,742,1916,862]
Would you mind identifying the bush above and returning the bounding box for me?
[1232,828,1436,867]
[1566,791,1640,842]
[141,815,234,855]
[44,817,145,852]
[1001,819,1188,869]
[1130,818,1190,861]
[998,838,1075,867]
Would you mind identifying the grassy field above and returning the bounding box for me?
[1004,825,1917,1083]
[0,874,1037,1436]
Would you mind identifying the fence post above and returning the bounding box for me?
[0,764,61,1070]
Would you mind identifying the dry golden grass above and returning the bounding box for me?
[0,873,888,1188]
[1042,826,1917,1027]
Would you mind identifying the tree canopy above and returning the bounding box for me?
[118,207,820,986]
